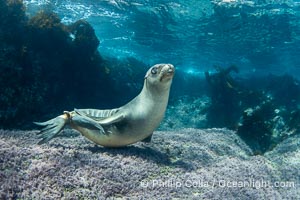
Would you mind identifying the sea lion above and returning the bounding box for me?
[35,63,175,147]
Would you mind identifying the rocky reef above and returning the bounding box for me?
[203,66,300,154]
[0,1,104,128]
[0,0,146,129]
[0,128,299,199]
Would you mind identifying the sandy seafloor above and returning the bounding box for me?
[0,128,299,199]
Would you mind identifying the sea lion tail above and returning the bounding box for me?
[34,113,70,145]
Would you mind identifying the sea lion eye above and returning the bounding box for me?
[151,67,158,75]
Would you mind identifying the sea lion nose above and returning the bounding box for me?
[166,64,174,72]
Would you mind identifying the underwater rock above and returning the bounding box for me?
[0,128,299,199]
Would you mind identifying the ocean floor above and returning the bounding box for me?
[0,128,299,199]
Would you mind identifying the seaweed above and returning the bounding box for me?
[0,1,112,129]
[237,101,275,154]
[27,11,70,55]
[205,65,241,129]
[205,65,300,153]
[67,20,100,57]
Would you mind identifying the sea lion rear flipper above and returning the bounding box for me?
[34,115,67,144]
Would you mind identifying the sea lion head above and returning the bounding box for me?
[144,63,175,91]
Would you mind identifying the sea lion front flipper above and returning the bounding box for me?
[141,134,153,143]
[96,113,125,126]
[74,108,125,126]
[73,110,105,133]
[74,108,120,120]
[34,115,68,144]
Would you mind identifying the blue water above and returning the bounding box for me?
[24,0,300,77]
[1,0,300,137]
[1,2,300,198]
